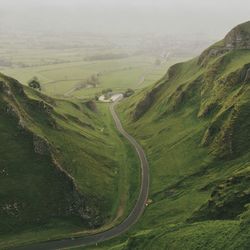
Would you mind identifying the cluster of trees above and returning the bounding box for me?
[76,75,100,90]
[28,77,41,91]
[94,88,113,101]
[102,88,113,99]
[124,88,135,97]
[101,88,112,94]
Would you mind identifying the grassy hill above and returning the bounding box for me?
[1,21,250,250]
[0,74,139,248]
[83,21,250,250]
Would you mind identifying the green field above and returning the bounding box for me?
[0,33,187,99]
[2,55,178,98]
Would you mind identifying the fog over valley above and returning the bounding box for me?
[0,0,249,38]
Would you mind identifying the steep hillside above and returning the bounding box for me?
[0,74,139,248]
[99,21,250,249]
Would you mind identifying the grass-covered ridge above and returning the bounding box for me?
[0,74,140,248]
[82,21,250,250]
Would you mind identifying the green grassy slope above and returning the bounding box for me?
[0,74,139,248]
[83,21,250,250]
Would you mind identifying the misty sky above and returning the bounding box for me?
[0,0,249,39]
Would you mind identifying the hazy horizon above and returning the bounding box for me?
[0,0,249,39]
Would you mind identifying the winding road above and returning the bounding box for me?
[13,99,150,250]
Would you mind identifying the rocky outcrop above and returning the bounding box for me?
[27,99,53,115]
[0,80,9,93]
[201,100,250,160]
[199,21,250,66]
[0,74,26,97]
[224,22,250,50]
[33,135,50,155]
[0,73,105,231]
[35,91,56,106]
[52,156,102,227]
[190,171,250,222]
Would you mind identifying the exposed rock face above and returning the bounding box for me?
[0,75,26,97]
[199,21,250,66]
[37,100,53,114]
[52,157,101,227]
[35,91,56,106]
[33,135,50,155]
[224,23,250,50]
[213,63,250,87]
[0,81,8,92]
[0,73,104,230]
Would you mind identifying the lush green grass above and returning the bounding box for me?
[79,219,249,250]
[2,22,250,250]
[123,220,250,250]
[78,24,250,249]
[0,76,140,249]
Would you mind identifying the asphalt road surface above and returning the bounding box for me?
[12,99,149,250]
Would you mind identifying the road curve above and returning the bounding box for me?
[12,100,150,250]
